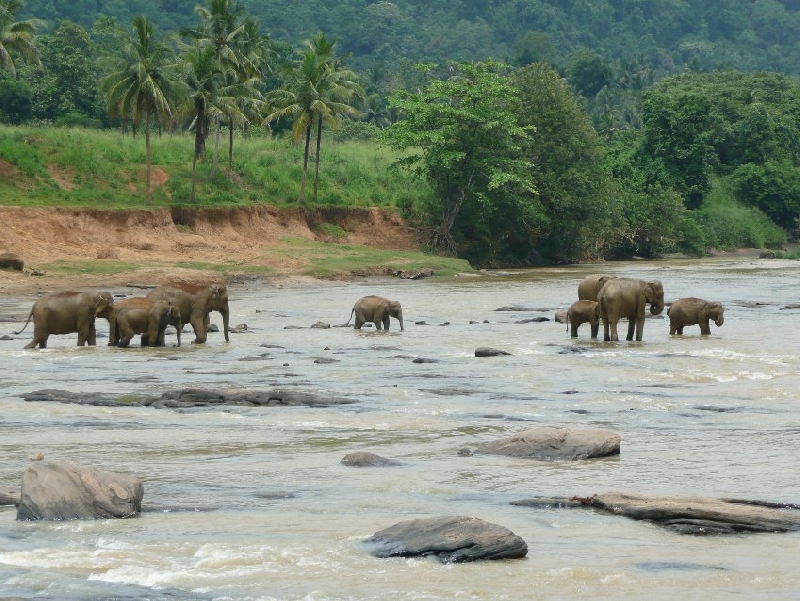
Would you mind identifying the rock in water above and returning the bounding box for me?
[17,461,143,520]
[365,515,527,562]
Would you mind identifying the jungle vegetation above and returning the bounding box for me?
[0,0,798,266]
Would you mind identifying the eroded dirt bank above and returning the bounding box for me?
[0,205,421,295]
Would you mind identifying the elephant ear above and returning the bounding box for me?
[644,283,657,302]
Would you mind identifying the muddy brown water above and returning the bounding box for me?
[1,258,800,600]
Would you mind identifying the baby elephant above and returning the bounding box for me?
[667,297,725,335]
[345,295,404,331]
[566,299,600,338]
[110,297,182,347]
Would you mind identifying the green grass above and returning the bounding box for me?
[273,238,471,279]
[38,260,145,274]
[0,124,428,210]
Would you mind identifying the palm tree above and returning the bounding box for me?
[182,0,267,170]
[0,0,43,76]
[179,43,223,202]
[102,16,178,204]
[305,34,362,201]
[267,33,362,203]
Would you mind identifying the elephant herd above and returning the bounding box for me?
[12,285,406,349]
[12,272,720,349]
[14,282,231,350]
[567,274,725,341]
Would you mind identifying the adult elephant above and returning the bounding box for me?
[109,297,182,348]
[597,277,665,341]
[345,295,404,331]
[668,297,724,335]
[14,290,114,349]
[578,274,615,302]
[147,282,229,344]
[566,300,600,338]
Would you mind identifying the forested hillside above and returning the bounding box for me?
[20,0,800,74]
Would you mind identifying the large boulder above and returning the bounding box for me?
[474,426,620,460]
[365,515,527,562]
[17,461,143,521]
[511,492,800,535]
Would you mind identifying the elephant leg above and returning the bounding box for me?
[603,319,613,341]
[570,322,580,338]
[669,322,678,335]
[374,319,383,330]
[190,316,207,343]
[700,320,711,335]
[382,315,390,330]
[590,322,599,339]
[677,325,684,335]
[25,338,39,349]
[626,318,637,341]
[88,321,97,346]
[77,326,89,346]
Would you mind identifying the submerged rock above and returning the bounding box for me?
[365,515,528,562]
[341,452,401,467]
[474,426,620,460]
[511,492,800,535]
[475,347,512,357]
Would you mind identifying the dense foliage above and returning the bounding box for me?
[2,0,799,265]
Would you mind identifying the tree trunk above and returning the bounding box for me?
[194,97,208,161]
[145,112,152,205]
[228,117,234,169]
[191,152,197,203]
[313,116,322,201]
[212,115,220,178]
[298,118,311,204]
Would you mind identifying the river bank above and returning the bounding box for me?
[0,205,432,296]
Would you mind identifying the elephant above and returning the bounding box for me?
[109,297,182,348]
[345,295,404,331]
[566,299,601,338]
[578,274,616,302]
[147,282,229,344]
[597,277,665,341]
[667,297,725,335]
[14,290,114,349]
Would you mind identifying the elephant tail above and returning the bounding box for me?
[13,309,33,336]
[342,307,355,327]
[564,312,569,332]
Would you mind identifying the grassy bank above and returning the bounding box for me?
[0,124,429,209]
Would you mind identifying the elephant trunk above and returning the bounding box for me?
[221,306,230,342]
[650,299,665,315]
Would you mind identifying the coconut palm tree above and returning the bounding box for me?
[182,0,267,170]
[267,33,362,204]
[102,16,179,204]
[0,0,43,76]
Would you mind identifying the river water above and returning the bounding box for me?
[1,258,800,600]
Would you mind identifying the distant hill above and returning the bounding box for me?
[20,0,800,74]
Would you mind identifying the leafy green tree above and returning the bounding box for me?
[0,75,31,122]
[0,0,41,76]
[567,50,613,98]
[510,62,620,261]
[382,61,537,261]
[24,20,103,124]
[102,16,179,203]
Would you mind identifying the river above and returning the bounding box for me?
[1,258,799,600]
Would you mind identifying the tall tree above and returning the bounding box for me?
[267,33,361,204]
[102,16,178,204]
[382,61,537,260]
[181,0,265,171]
[306,33,361,201]
[0,0,42,76]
